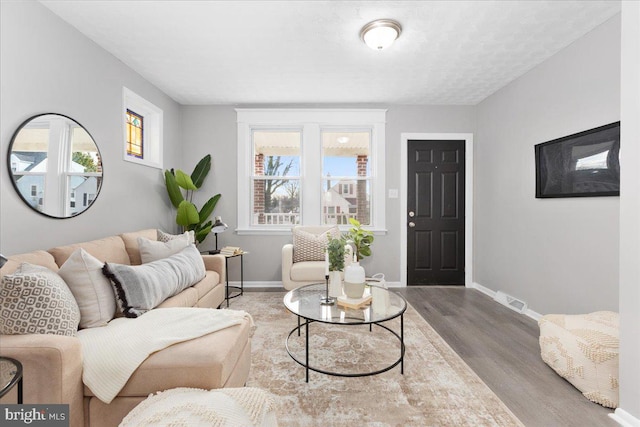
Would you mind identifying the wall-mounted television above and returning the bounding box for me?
[535,122,620,198]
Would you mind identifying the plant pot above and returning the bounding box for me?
[343,281,365,299]
[329,271,342,298]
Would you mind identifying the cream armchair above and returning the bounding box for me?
[281,226,352,290]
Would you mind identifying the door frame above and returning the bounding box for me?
[400,133,474,287]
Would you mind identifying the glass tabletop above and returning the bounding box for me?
[284,282,406,324]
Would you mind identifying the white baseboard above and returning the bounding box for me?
[610,409,640,427]
[385,281,402,288]
[470,282,542,322]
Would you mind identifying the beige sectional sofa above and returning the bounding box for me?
[0,229,252,427]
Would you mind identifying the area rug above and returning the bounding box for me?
[229,292,524,427]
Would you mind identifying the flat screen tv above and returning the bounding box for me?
[535,122,620,198]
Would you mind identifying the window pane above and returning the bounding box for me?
[71,126,102,173]
[323,178,370,225]
[10,128,49,173]
[126,109,144,158]
[253,131,300,176]
[322,131,370,177]
[68,175,101,216]
[13,174,45,212]
[252,178,300,225]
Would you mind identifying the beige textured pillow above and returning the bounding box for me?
[58,248,116,328]
[138,234,191,264]
[157,230,195,244]
[292,227,340,263]
[0,263,80,336]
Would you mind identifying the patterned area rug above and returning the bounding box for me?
[230,291,524,427]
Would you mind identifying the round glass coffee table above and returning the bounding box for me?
[283,282,406,382]
[0,357,23,404]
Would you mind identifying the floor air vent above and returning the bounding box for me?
[493,291,527,314]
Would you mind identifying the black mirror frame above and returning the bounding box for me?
[7,113,104,219]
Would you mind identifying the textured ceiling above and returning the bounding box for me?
[40,1,621,105]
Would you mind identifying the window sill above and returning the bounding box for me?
[235,227,387,236]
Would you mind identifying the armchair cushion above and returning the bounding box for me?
[292,226,339,263]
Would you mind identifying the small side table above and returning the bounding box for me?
[0,357,23,404]
[223,252,247,307]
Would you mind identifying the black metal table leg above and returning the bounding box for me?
[225,256,230,307]
[401,313,404,375]
[17,377,22,404]
[305,320,309,383]
[240,254,244,296]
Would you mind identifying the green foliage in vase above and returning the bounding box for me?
[164,154,221,244]
[327,237,345,272]
[344,218,374,261]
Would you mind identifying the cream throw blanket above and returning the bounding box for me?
[77,308,252,403]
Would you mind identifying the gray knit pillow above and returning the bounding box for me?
[103,245,205,318]
[292,227,340,263]
[0,263,80,336]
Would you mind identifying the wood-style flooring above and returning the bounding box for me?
[398,286,616,427]
[247,285,615,426]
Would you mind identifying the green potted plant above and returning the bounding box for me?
[344,218,374,261]
[327,236,345,298]
[164,154,221,245]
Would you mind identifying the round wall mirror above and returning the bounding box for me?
[7,113,103,219]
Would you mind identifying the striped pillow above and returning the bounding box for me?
[103,245,205,318]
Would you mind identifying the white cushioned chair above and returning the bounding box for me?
[281,226,352,290]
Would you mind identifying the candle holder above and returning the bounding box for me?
[320,274,335,305]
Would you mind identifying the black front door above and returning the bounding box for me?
[407,140,465,285]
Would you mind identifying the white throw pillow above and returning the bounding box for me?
[138,234,191,264]
[58,248,116,329]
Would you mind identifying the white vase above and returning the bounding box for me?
[329,271,342,298]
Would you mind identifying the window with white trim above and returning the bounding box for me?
[236,109,386,233]
[122,87,163,169]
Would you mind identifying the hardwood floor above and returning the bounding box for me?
[398,286,616,427]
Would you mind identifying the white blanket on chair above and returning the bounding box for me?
[77,308,252,403]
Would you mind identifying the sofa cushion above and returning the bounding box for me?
[290,261,326,281]
[292,226,339,263]
[120,229,157,266]
[58,248,116,329]
[0,263,80,336]
[103,245,206,317]
[83,319,252,397]
[0,250,59,278]
[49,236,131,267]
[138,235,190,264]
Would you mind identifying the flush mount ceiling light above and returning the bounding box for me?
[360,19,402,50]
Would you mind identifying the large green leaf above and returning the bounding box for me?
[175,170,197,190]
[164,170,184,208]
[198,194,221,223]
[176,200,199,227]
[195,222,213,244]
[191,154,211,189]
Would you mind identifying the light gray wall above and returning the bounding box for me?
[0,1,182,255]
[618,2,640,420]
[474,15,621,314]
[182,105,476,282]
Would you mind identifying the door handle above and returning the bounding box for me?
[408,222,415,228]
